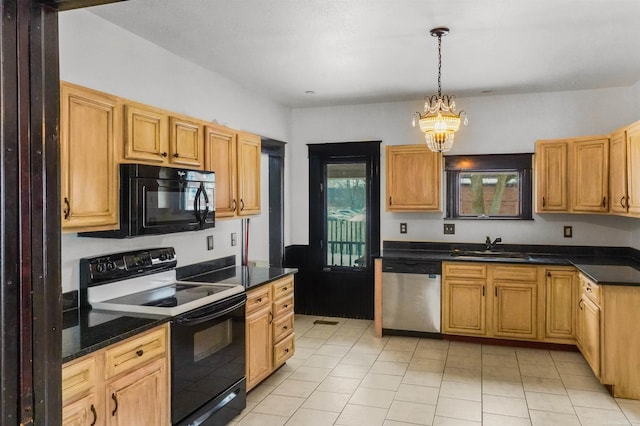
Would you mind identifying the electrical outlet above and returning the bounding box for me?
[400,223,407,234]
[564,226,573,238]
[444,223,455,234]
[206,235,214,250]
[231,232,237,246]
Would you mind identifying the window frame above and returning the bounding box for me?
[445,153,533,220]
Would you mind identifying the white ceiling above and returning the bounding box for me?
[87,0,640,108]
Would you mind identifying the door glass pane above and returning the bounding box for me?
[326,163,367,267]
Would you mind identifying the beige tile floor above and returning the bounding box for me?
[229,315,640,426]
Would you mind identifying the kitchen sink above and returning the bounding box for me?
[450,250,530,260]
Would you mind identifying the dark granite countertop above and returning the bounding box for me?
[378,241,640,286]
[572,264,640,285]
[62,308,169,364]
[182,265,298,290]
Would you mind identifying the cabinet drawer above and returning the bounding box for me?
[246,286,271,315]
[104,326,166,379]
[273,294,294,318]
[62,356,96,403]
[273,332,295,368]
[579,274,601,305]
[444,262,487,279]
[273,312,294,342]
[272,275,294,300]
[492,265,538,282]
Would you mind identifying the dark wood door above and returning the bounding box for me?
[305,142,380,319]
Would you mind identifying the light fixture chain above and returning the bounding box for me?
[437,33,442,97]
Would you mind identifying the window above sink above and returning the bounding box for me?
[445,153,533,220]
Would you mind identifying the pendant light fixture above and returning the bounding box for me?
[413,27,468,153]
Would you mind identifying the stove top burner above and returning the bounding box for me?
[104,283,236,308]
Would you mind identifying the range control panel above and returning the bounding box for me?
[80,247,177,286]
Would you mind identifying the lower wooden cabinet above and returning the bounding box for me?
[246,275,295,391]
[443,263,543,341]
[544,267,578,342]
[62,324,170,426]
[577,292,601,377]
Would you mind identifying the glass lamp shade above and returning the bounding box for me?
[418,110,462,153]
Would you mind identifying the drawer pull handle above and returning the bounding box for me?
[111,393,118,416]
[542,196,546,207]
[90,404,97,426]
[232,199,237,211]
[269,311,273,324]
[602,196,607,208]
[136,349,144,357]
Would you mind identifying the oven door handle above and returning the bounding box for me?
[174,299,246,326]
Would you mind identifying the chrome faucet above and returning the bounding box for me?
[485,236,502,251]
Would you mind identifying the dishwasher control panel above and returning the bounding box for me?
[382,259,441,275]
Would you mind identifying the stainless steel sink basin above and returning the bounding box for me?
[450,250,530,260]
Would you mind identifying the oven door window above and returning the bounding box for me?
[171,298,245,425]
[139,178,214,228]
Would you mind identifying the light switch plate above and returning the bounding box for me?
[231,232,237,246]
[207,235,214,250]
[400,223,407,234]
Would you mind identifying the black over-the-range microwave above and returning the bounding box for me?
[80,164,215,238]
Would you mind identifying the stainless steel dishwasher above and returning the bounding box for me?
[382,259,441,337]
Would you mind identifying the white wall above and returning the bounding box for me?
[59,10,291,292]
[290,87,639,248]
[629,81,640,250]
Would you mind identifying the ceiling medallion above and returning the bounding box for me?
[412,27,468,153]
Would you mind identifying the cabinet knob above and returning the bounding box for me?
[173,153,179,158]
[136,349,144,357]
[161,152,168,157]
[547,271,551,277]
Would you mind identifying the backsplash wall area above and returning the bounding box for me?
[61,220,240,293]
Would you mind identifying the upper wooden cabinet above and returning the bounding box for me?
[626,121,640,215]
[204,127,261,218]
[237,132,262,216]
[572,137,609,212]
[609,128,628,214]
[386,144,442,212]
[535,139,569,212]
[169,115,204,168]
[122,102,204,169]
[60,82,120,232]
[123,102,168,164]
[205,124,238,218]
[535,135,609,214]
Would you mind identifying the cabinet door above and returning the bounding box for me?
[442,279,486,335]
[60,83,119,232]
[492,282,537,339]
[123,103,168,164]
[627,121,640,216]
[105,357,168,426]
[169,116,203,168]
[246,305,272,391]
[204,124,237,218]
[578,295,601,378]
[62,393,98,426]
[386,145,442,212]
[535,140,569,212]
[545,269,577,341]
[609,129,628,214]
[237,132,261,216]
[572,137,609,212]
